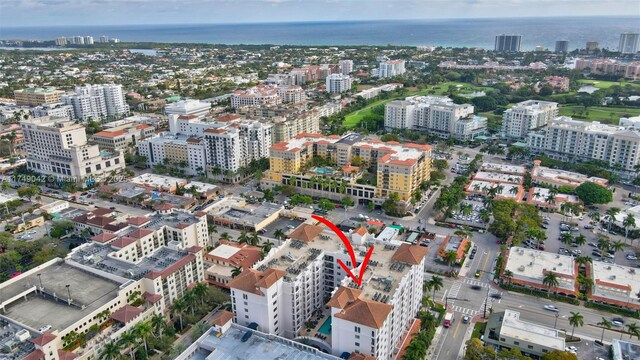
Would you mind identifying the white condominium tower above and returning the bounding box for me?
[502,100,558,139]
[339,60,354,75]
[63,84,129,121]
[21,117,125,182]
[385,96,486,140]
[325,74,353,93]
[528,116,640,173]
[229,220,427,359]
[377,60,406,78]
[619,33,640,54]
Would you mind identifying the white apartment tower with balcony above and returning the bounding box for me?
[502,100,559,139]
[63,84,128,121]
[527,116,640,174]
[229,221,427,360]
[325,74,353,94]
[385,96,485,140]
[21,117,125,183]
[377,60,406,78]
[339,60,354,75]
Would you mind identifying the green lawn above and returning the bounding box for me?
[558,105,640,123]
[343,82,491,128]
[577,79,640,89]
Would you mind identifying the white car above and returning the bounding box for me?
[627,254,638,260]
[544,305,560,312]
[38,325,52,332]
[612,320,624,327]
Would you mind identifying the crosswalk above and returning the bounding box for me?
[442,278,503,316]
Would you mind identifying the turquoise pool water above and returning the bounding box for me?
[314,168,333,174]
[318,317,332,335]
[100,151,112,157]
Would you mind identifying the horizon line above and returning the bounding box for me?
[4,14,639,29]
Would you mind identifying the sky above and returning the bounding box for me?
[1,0,639,27]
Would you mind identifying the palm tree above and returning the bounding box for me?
[133,321,152,356]
[611,240,625,256]
[589,211,601,223]
[98,341,123,360]
[560,232,574,246]
[503,269,514,285]
[261,240,274,255]
[444,251,458,270]
[118,330,138,360]
[183,291,197,316]
[150,314,167,338]
[623,213,636,240]
[606,207,621,231]
[543,272,559,296]
[220,232,231,241]
[429,276,443,299]
[231,266,243,278]
[509,186,518,196]
[171,299,187,330]
[575,255,592,268]
[597,238,611,252]
[249,232,260,246]
[597,318,612,342]
[568,312,584,338]
[574,234,587,247]
[274,228,286,240]
[238,232,249,244]
[421,295,434,309]
[0,180,9,192]
[192,283,209,305]
[626,323,640,340]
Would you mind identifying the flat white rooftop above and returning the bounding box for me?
[131,173,187,189]
[500,310,565,351]
[505,247,575,292]
[474,171,523,184]
[591,261,639,303]
[480,162,527,175]
[532,165,608,187]
[468,180,522,199]
[209,244,241,260]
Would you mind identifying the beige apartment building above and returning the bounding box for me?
[14,88,64,106]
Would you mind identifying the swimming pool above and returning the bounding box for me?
[318,317,332,335]
[313,168,334,175]
[100,151,112,157]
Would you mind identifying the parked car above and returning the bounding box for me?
[626,254,638,260]
[462,315,470,324]
[584,225,594,229]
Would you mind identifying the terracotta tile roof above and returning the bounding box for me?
[127,216,150,226]
[326,286,362,309]
[142,292,162,303]
[57,350,77,360]
[31,333,56,346]
[392,243,429,265]
[255,268,286,288]
[177,114,198,120]
[85,215,116,227]
[212,310,235,326]
[110,236,137,249]
[111,305,143,324]
[136,124,152,130]
[289,223,324,242]
[228,267,285,295]
[127,228,154,239]
[154,203,174,211]
[91,232,117,244]
[92,208,115,216]
[93,129,127,138]
[335,298,392,329]
[367,220,383,227]
[353,226,368,236]
[23,350,44,360]
[348,353,376,360]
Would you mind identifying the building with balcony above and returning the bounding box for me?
[14,88,64,106]
[502,100,558,139]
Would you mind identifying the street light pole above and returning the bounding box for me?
[554,313,559,329]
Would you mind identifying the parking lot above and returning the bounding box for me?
[445,198,489,229]
[534,211,639,268]
[564,339,609,360]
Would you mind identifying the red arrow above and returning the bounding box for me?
[312,215,374,287]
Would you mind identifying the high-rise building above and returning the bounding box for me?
[619,33,640,54]
[14,87,64,106]
[502,100,559,139]
[325,73,352,93]
[339,60,354,75]
[586,41,599,51]
[527,116,640,173]
[62,84,128,121]
[555,40,569,53]
[384,96,486,140]
[495,34,522,52]
[21,117,125,183]
[229,225,428,359]
[377,60,406,78]
[72,36,84,45]
[165,99,211,118]
[31,103,75,121]
[100,35,109,43]
[55,36,67,46]
[276,85,305,103]
[84,36,94,45]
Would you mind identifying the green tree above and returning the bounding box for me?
[541,350,578,360]
[231,266,243,278]
[626,323,640,340]
[133,321,153,355]
[429,276,443,299]
[318,198,334,212]
[98,341,123,360]
[341,196,354,207]
[17,185,40,201]
[274,229,286,240]
[150,314,168,338]
[574,182,612,205]
[543,272,559,296]
[568,311,584,338]
[118,330,138,360]
[597,317,612,342]
[623,213,636,239]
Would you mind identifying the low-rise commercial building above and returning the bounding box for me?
[589,261,640,310]
[437,235,469,264]
[355,83,402,100]
[483,310,566,358]
[530,160,609,188]
[91,123,154,151]
[207,196,283,232]
[205,242,263,288]
[526,187,579,211]
[502,247,578,297]
[231,85,282,109]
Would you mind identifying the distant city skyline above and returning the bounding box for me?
[1,0,638,27]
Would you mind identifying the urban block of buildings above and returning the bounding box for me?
[385,96,487,140]
[228,216,428,359]
[574,59,640,80]
[262,133,432,204]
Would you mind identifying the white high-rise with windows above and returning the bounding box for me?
[229,221,427,360]
[21,117,125,183]
[339,60,354,75]
[619,33,640,54]
[502,100,558,139]
[325,74,352,93]
[377,60,406,78]
[63,84,128,121]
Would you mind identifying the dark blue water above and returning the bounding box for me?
[1,17,639,50]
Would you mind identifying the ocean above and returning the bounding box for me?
[1,17,639,50]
